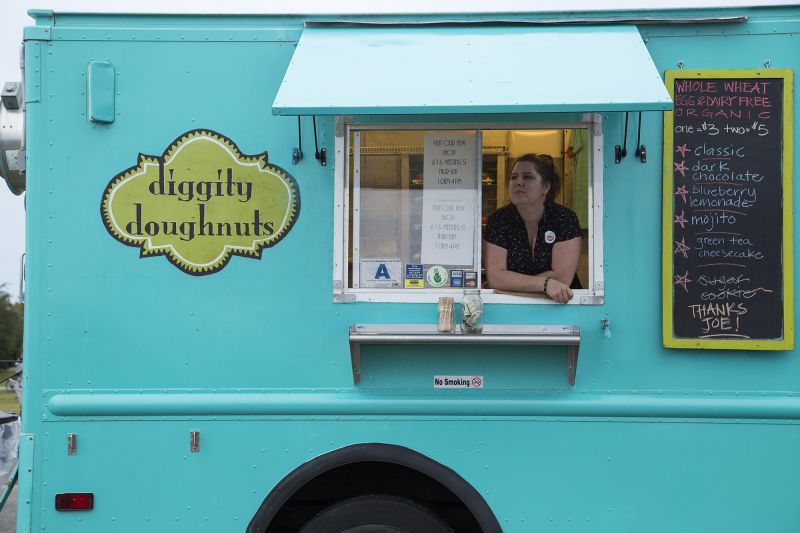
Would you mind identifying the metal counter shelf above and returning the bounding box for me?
[348,324,581,386]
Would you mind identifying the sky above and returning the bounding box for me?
[0,5,30,302]
[0,0,794,302]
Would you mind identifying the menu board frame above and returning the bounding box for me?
[662,69,794,350]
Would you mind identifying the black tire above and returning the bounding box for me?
[298,494,453,533]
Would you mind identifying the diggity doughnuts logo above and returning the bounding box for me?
[101,130,300,275]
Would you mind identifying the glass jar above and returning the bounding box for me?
[461,289,483,333]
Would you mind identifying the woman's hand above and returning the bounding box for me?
[545,277,573,304]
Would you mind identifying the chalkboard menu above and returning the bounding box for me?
[663,69,794,350]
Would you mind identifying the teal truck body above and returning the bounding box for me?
[1,6,799,532]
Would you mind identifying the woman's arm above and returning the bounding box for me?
[548,236,582,286]
[484,236,582,303]
[484,240,546,293]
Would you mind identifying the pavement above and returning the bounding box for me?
[0,484,15,533]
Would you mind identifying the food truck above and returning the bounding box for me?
[1,3,799,532]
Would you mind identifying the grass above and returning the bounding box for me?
[0,367,21,416]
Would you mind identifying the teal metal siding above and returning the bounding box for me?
[17,7,800,532]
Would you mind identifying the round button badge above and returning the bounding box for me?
[544,230,556,244]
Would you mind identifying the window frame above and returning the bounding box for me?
[332,116,605,305]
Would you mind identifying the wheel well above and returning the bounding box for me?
[247,443,501,533]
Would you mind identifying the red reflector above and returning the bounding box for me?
[55,493,94,511]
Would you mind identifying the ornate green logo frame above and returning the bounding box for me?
[101,130,300,275]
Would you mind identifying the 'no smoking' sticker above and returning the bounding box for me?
[434,375,484,389]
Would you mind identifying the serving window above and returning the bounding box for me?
[333,121,604,304]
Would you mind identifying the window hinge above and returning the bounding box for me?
[335,116,353,137]
[579,295,605,305]
[334,293,356,303]
[592,113,603,137]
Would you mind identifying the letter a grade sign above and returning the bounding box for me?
[359,259,402,288]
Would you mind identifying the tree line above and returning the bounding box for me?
[0,286,22,365]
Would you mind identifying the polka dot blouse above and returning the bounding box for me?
[484,202,582,289]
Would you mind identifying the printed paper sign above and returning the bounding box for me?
[360,259,402,288]
[434,375,484,389]
[420,134,478,266]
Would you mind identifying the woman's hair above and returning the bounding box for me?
[513,153,560,203]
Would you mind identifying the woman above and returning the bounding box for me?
[484,154,582,304]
